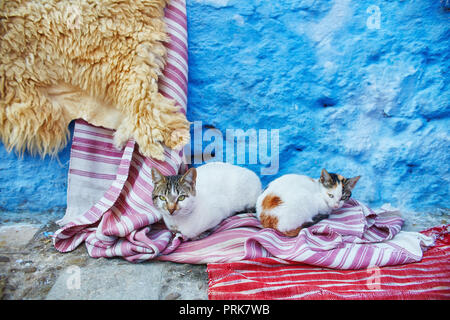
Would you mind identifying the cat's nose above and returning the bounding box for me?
[167,204,176,215]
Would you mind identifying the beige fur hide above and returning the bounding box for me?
[0,0,190,160]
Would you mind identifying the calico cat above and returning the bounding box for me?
[256,169,360,237]
[151,162,262,239]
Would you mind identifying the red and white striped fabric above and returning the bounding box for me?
[54,0,435,271]
[207,225,450,300]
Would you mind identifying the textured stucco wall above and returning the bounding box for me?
[0,0,448,218]
[186,0,449,212]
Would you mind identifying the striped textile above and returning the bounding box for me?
[60,0,189,227]
[54,0,435,270]
[207,225,450,300]
[53,0,189,261]
[157,200,434,267]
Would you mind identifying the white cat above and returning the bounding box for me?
[151,162,262,239]
[256,169,360,237]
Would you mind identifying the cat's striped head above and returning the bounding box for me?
[151,167,197,217]
[319,168,360,209]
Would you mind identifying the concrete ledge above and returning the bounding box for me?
[46,261,208,300]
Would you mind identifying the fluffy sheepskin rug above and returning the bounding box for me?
[0,0,190,160]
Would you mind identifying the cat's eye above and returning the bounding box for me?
[177,195,186,201]
[328,193,334,198]
[159,195,167,202]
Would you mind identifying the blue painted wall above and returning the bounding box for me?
[186,0,449,212]
[0,122,73,220]
[0,0,449,217]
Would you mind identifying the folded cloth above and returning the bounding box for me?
[155,200,434,266]
[207,225,450,300]
[242,200,435,269]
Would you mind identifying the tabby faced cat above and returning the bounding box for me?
[256,169,360,237]
[152,162,262,240]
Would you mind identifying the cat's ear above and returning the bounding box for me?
[151,167,166,184]
[320,168,332,184]
[180,167,197,187]
[346,176,361,191]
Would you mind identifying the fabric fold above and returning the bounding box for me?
[207,225,449,300]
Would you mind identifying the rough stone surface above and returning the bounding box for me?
[46,260,208,300]
[0,224,40,250]
[0,1,448,218]
[0,222,208,300]
[0,222,65,300]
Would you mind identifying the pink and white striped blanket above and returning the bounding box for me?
[54,0,434,270]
